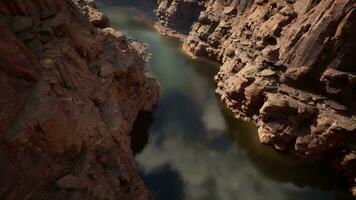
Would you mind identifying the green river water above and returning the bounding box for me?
[99,5,351,200]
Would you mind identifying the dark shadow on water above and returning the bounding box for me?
[140,164,185,200]
[151,91,204,139]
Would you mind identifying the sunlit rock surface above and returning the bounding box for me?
[112,0,356,195]
[179,0,356,194]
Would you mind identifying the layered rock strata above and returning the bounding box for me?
[155,0,206,37]
[0,0,158,199]
[156,0,356,195]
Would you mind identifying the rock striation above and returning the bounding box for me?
[155,0,206,37]
[0,0,158,199]
[154,0,356,195]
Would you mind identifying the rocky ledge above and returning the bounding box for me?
[0,0,158,199]
[131,0,356,195]
[155,0,206,39]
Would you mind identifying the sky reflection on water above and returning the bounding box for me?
[100,6,351,200]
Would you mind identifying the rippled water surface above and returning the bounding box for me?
[99,6,351,200]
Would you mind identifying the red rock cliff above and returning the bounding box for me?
[155,0,356,195]
[0,0,158,199]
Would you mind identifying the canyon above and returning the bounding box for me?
[108,0,356,196]
[0,0,355,199]
[0,0,158,199]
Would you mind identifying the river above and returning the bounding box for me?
[99,5,351,200]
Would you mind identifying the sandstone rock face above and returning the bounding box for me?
[155,0,205,35]
[101,0,205,38]
[74,0,110,28]
[155,0,356,195]
[0,0,158,199]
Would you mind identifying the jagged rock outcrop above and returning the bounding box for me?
[0,0,158,199]
[155,0,206,35]
[154,0,356,195]
[100,0,205,38]
[75,0,110,28]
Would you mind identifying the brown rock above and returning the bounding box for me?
[0,0,159,199]
[157,0,356,195]
[73,0,110,28]
[11,16,33,32]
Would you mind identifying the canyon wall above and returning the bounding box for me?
[155,0,205,35]
[0,0,158,199]
[154,0,356,195]
[99,0,158,11]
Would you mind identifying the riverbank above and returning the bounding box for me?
[110,0,356,196]
[99,4,354,200]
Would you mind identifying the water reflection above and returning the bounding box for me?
[99,5,352,200]
[140,164,185,200]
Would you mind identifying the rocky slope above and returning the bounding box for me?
[0,0,158,199]
[155,0,205,37]
[122,0,356,195]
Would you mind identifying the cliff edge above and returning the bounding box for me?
[155,0,356,195]
[0,0,158,199]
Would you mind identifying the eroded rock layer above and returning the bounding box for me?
[155,0,205,35]
[156,0,356,195]
[0,0,158,199]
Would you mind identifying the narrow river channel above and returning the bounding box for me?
[99,5,351,200]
